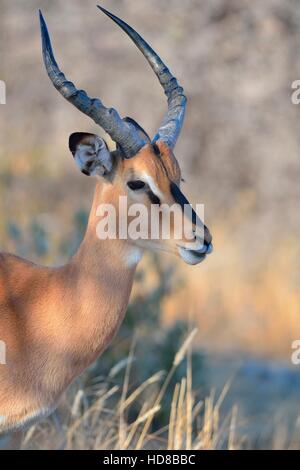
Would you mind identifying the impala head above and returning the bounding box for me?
[39,6,213,265]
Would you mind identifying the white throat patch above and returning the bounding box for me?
[124,247,143,268]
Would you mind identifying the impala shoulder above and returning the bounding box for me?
[0,252,36,275]
[0,253,46,296]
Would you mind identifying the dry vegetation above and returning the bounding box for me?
[23,331,243,450]
[0,0,300,449]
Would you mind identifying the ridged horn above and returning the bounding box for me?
[39,10,147,158]
[97,5,187,150]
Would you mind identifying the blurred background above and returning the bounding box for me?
[1,0,300,449]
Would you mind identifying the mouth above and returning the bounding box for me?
[178,243,213,265]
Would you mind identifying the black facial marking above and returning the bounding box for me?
[147,190,160,205]
[170,182,197,225]
[152,143,160,157]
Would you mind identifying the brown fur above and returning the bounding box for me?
[0,142,209,443]
[0,180,137,434]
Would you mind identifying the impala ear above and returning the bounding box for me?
[69,132,113,177]
[123,117,150,142]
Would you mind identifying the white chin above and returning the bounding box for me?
[178,247,206,265]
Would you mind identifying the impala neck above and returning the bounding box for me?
[62,181,142,360]
[71,181,141,276]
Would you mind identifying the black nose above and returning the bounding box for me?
[204,225,212,246]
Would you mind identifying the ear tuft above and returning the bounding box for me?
[69,132,113,177]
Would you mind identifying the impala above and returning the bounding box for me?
[0,6,213,448]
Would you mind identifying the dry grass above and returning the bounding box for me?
[22,330,243,450]
[1,0,300,450]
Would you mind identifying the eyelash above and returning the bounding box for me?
[127,180,146,190]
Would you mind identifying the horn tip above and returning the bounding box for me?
[38,9,44,23]
[97,5,116,21]
[97,5,106,14]
[38,8,55,67]
[38,9,47,34]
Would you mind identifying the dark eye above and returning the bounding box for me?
[127,180,146,191]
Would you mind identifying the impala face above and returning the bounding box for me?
[123,142,212,264]
[40,6,213,265]
[70,135,212,265]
